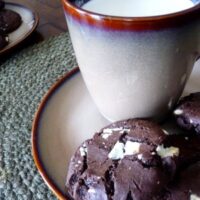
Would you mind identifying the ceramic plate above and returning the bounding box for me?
[32,60,200,200]
[0,2,39,55]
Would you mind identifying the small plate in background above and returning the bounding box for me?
[0,2,39,55]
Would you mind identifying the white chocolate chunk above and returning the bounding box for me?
[102,127,130,138]
[88,188,96,194]
[80,146,87,157]
[111,127,124,131]
[103,128,113,134]
[120,128,130,134]
[185,137,189,140]
[156,145,179,158]
[124,141,141,156]
[190,194,200,200]
[162,129,169,135]
[137,154,143,160]
[102,133,112,139]
[83,143,86,148]
[103,127,124,134]
[174,109,183,115]
[108,141,125,160]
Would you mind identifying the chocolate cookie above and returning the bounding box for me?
[173,93,200,134]
[0,0,5,9]
[66,119,179,200]
[0,35,8,49]
[163,134,200,171]
[156,162,200,200]
[0,9,22,34]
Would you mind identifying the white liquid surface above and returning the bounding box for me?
[82,0,194,17]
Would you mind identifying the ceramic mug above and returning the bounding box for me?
[62,0,200,122]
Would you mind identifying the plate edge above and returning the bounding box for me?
[0,2,40,55]
[31,67,79,200]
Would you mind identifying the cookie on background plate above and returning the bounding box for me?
[0,9,22,34]
[0,35,8,50]
[162,133,200,173]
[66,119,181,200]
[173,92,200,134]
[156,162,200,200]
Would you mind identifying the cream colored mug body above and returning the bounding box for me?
[62,0,200,121]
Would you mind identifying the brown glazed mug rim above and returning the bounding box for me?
[62,0,200,30]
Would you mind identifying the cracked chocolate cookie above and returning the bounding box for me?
[173,93,200,134]
[156,162,200,200]
[0,9,22,34]
[0,35,8,50]
[66,119,180,200]
[163,134,200,172]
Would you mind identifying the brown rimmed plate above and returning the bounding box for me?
[32,68,109,199]
[32,60,200,199]
[0,2,39,55]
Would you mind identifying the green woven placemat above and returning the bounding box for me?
[0,33,76,199]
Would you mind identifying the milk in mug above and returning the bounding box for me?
[82,0,194,17]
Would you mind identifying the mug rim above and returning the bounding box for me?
[62,0,200,30]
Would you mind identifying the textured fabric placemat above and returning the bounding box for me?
[0,33,76,199]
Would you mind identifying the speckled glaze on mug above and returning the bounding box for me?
[62,0,200,122]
